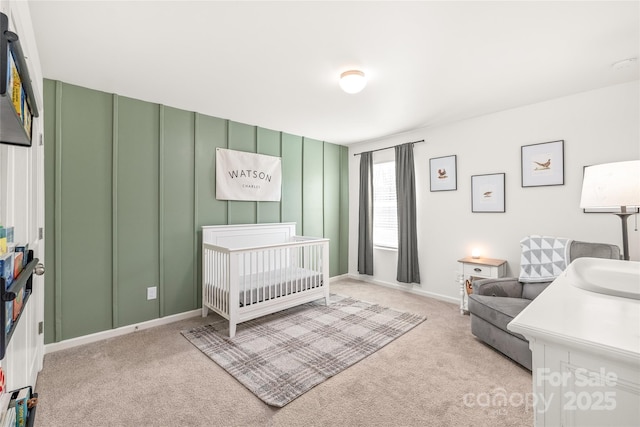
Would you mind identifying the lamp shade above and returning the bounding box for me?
[339,70,366,94]
[580,160,640,208]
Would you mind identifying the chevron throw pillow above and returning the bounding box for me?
[518,235,573,283]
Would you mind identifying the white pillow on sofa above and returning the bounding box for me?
[519,235,573,283]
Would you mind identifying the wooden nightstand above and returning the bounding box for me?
[457,257,507,314]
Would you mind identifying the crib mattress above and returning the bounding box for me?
[237,267,324,307]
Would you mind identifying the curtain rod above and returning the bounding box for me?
[352,139,425,156]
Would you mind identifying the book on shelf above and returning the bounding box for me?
[23,107,31,137]
[20,89,31,131]
[14,244,27,268]
[0,384,9,427]
[0,405,14,427]
[0,228,6,255]
[0,253,12,289]
[0,387,29,427]
[12,387,29,427]
[4,302,12,336]
[12,288,23,322]
[5,47,12,97]
[10,54,21,119]
[12,252,22,280]
[0,388,10,427]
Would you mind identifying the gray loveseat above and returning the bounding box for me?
[468,240,621,370]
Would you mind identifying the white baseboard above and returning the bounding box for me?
[44,309,202,354]
[329,273,350,282]
[345,273,459,305]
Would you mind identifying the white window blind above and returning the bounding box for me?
[373,161,398,248]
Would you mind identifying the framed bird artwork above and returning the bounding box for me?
[471,173,506,212]
[429,155,457,191]
[521,140,564,187]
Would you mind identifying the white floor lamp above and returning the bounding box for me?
[580,160,640,261]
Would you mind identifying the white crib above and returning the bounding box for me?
[201,223,330,337]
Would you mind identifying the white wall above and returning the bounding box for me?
[348,81,640,303]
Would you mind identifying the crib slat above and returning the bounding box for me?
[267,250,271,301]
[221,251,225,313]
[252,251,257,305]
[262,250,266,302]
[254,251,258,304]
[298,246,302,293]
[227,252,230,311]
[244,252,248,307]
[280,248,287,295]
[312,244,316,288]
[306,245,310,291]
[316,244,320,287]
[218,251,222,313]
[225,251,229,313]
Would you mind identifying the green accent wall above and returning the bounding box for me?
[56,82,114,340]
[256,128,281,223]
[339,146,350,275]
[281,133,304,235]
[323,143,341,277]
[227,121,257,225]
[43,80,57,345]
[43,79,349,344]
[161,107,196,316]
[302,138,324,238]
[115,96,160,326]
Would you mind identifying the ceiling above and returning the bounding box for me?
[27,1,639,145]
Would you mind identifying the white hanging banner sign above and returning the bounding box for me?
[215,148,282,201]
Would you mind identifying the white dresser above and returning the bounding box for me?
[509,258,640,426]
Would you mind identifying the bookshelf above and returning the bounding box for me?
[0,12,39,147]
[0,249,38,425]
[3,386,37,427]
[0,250,37,360]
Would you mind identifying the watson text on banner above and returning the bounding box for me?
[215,148,282,201]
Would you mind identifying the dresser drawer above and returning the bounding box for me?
[463,263,498,278]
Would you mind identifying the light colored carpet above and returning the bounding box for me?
[182,294,426,407]
[34,279,532,426]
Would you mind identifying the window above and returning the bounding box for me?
[373,161,397,248]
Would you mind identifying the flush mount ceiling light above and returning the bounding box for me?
[339,70,367,94]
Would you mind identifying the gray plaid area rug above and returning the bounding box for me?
[181,294,426,407]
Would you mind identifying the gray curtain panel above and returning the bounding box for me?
[395,143,421,283]
[358,151,374,275]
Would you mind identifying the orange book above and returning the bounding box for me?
[13,251,22,278]
[12,288,23,321]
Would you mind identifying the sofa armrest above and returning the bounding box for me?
[472,277,523,298]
